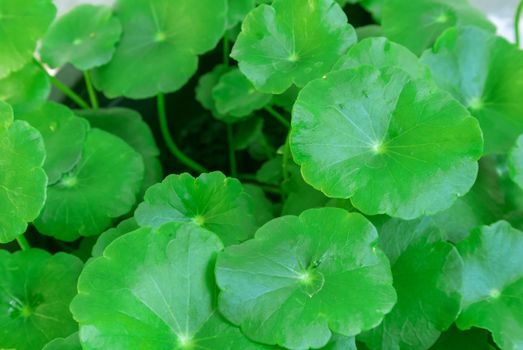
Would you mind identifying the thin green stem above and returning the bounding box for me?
[83,70,99,109]
[16,235,30,251]
[223,31,230,68]
[264,106,290,128]
[157,94,208,173]
[516,0,523,47]
[226,124,238,177]
[282,133,291,183]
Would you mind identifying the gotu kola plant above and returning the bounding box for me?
[1,0,523,349]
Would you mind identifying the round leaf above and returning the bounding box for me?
[0,249,83,350]
[42,333,81,350]
[35,128,145,241]
[195,64,230,115]
[134,172,258,246]
[71,223,270,349]
[381,0,494,55]
[456,221,523,349]
[91,217,138,258]
[0,0,56,78]
[18,102,89,184]
[231,0,357,93]
[421,26,523,154]
[215,208,396,349]
[509,135,523,190]
[40,5,122,70]
[290,66,483,219]
[92,0,227,99]
[0,101,47,243]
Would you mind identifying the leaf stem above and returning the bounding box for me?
[282,133,291,183]
[264,106,290,128]
[226,124,238,177]
[223,31,230,68]
[157,94,208,173]
[16,235,30,251]
[516,0,523,47]
[83,70,99,109]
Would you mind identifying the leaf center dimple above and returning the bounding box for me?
[489,288,501,299]
[468,97,484,111]
[288,53,299,63]
[155,31,167,43]
[60,174,78,188]
[192,215,205,226]
[177,334,194,349]
[371,141,386,154]
[297,269,325,297]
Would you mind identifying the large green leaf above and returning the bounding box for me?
[215,208,396,349]
[0,249,83,350]
[291,66,483,219]
[509,134,523,190]
[71,223,271,350]
[40,5,122,70]
[360,218,463,350]
[92,0,227,99]
[35,128,144,241]
[19,102,89,184]
[421,26,523,154]
[456,221,523,349]
[231,0,357,93]
[381,0,494,55]
[0,0,56,78]
[0,101,47,243]
[0,61,50,115]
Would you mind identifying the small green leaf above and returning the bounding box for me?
[215,208,396,349]
[212,68,272,122]
[92,0,227,99]
[0,249,83,350]
[291,66,483,219]
[196,64,230,115]
[227,0,256,28]
[42,333,81,350]
[0,0,56,78]
[509,135,523,190]
[456,221,523,349]
[421,26,523,154]
[135,172,258,246]
[0,101,47,243]
[18,102,89,184]
[0,61,50,115]
[35,128,144,241]
[40,5,122,70]
[71,223,270,349]
[381,0,494,55]
[91,217,138,258]
[231,0,357,93]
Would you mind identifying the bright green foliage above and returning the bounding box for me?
[243,184,274,226]
[381,0,494,55]
[212,68,272,121]
[40,5,122,70]
[0,61,50,114]
[92,0,227,99]
[35,129,144,241]
[228,0,256,28]
[18,102,89,184]
[360,218,462,350]
[135,172,258,245]
[71,223,270,350]
[291,66,483,219]
[231,0,357,93]
[422,26,523,154]
[0,249,83,350]
[456,221,523,349]
[0,0,56,78]
[91,217,138,257]
[0,101,47,243]
[509,135,523,189]
[215,208,396,349]
[43,333,81,350]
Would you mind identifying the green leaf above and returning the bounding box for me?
[35,128,144,241]
[360,218,463,350]
[18,102,89,184]
[71,223,270,349]
[92,0,227,99]
[212,68,272,122]
[75,107,162,196]
[243,184,274,226]
[227,0,256,29]
[0,0,56,78]
[195,64,230,116]
[291,66,483,219]
[456,221,523,349]
[509,135,523,191]
[323,335,357,350]
[381,0,494,55]
[91,217,138,258]
[421,26,523,154]
[231,0,357,93]
[0,61,50,115]
[40,5,122,70]
[215,208,396,349]
[43,333,81,350]
[0,101,47,243]
[134,172,258,246]
[0,249,83,350]
[333,37,430,79]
